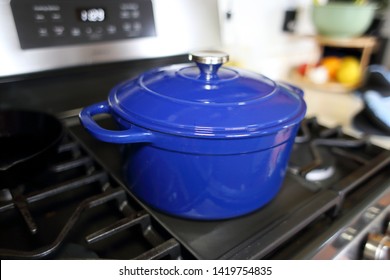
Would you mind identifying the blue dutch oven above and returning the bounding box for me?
[79,51,306,220]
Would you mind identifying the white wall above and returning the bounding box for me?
[381,4,390,68]
[218,0,320,80]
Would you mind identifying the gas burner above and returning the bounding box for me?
[289,118,371,190]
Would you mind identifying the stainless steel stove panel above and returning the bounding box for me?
[0,0,221,77]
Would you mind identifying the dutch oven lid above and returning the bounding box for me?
[108,51,306,138]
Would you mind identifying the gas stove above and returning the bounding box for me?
[0,0,389,260]
[0,115,389,260]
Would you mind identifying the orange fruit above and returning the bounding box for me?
[320,56,342,80]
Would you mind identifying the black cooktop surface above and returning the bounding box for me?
[68,117,390,259]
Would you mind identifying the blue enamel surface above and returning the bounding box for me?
[122,125,298,219]
[108,63,306,138]
[112,115,300,219]
[79,60,307,219]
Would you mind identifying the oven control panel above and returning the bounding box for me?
[10,0,156,49]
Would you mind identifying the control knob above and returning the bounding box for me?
[363,232,390,260]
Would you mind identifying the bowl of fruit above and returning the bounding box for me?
[294,56,362,92]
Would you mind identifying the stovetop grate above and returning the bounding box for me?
[62,116,390,260]
[1,117,389,260]
[0,132,186,260]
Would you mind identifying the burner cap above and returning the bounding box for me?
[305,166,335,182]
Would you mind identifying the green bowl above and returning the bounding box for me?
[312,3,376,38]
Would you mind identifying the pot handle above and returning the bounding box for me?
[79,101,154,144]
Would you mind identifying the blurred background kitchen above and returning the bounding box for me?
[1,0,390,149]
[217,0,390,149]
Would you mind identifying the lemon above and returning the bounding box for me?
[336,57,361,86]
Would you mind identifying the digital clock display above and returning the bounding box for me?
[78,8,106,22]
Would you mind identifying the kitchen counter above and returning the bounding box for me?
[301,86,390,150]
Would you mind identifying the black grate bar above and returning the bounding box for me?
[0,172,108,213]
[331,147,370,165]
[331,150,390,214]
[133,238,182,260]
[57,141,79,153]
[291,135,369,177]
[318,125,343,138]
[50,156,93,173]
[0,188,127,259]
[85,212,151,244]
[27,171,108,204]
[294,118,314,143]
[334,151,390,196]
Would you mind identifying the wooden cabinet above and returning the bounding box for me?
[315,36,377,74]
[290,36,377,93]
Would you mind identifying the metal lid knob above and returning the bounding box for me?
[189,51,229,81]
[189,51,229,65]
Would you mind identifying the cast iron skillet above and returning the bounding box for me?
[0,110,65,186]
[0,110,64,234]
